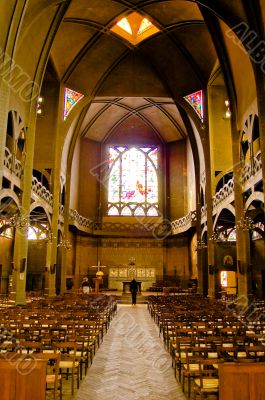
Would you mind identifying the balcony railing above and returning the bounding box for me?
[1,148,263,236]
[171,210,197,234]
[69,209,93,231]
[31,177,53,208]
[212,178,234,210]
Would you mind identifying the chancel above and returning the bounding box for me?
[1,1,265,399]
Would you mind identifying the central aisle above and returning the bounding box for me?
[76,304,185,400]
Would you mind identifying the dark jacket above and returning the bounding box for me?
[130,279,138,292]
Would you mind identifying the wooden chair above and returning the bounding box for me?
[182,351,201,398]
[45,353,62,400]
[67,335,90,379]
[193,359,219,400]
[246,345,265,361]
[17,341,44,355]
[174,338,194,381]
[53,342,80,395]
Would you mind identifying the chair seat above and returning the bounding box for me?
[237,352,247,358]
[183,363,199,372]
[208,352,218,358]
[194,378,219,391]
[59,360,79,368]
[46,374,62,384]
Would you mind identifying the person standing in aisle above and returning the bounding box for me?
[130,278,138,305]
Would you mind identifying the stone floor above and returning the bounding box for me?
[75,304,185,400]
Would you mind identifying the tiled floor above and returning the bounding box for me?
[75,304,185,400]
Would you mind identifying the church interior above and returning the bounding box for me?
[1,0,265,399]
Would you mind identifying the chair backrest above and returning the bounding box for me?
[198,359,219,387]
[17,341,44,354]
[53,341,77,365]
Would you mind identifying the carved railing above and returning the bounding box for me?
[3,147,24,180]
[241,154,262,185]
[212,178,234,210]
[171,210,197,234]
[69,209,93,230]
[2,146,263,236]
[14,159,23,180]
[3,147,12,170]
[31,177,53,207]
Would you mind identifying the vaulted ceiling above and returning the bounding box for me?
[47,0,246,143]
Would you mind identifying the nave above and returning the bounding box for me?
[76,304,185,400]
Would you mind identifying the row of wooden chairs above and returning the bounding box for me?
[0,294,118,399]
[147,295,265,399]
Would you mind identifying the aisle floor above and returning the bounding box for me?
[76,304,185,400]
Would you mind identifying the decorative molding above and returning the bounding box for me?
[69,209,93,231]
[171,210,197,235]
[101,240,164,248]
[31,176,53,207]
[3,147,12,170]
[212,178,234,210]
[240,153,262,186]
[93,221,170,237]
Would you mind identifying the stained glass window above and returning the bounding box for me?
[138,18,153,35]
[227,228,237,241]
[64,88,84,120]
[117,18,132,35]
[252,222,264,240]
[184,90,204,121]
[0,219,13,239]
[215,226,236,242]
[28,224,49,240]
[107,146,158,216]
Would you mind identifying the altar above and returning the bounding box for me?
[108,267,155,291]
[122,281,142,294]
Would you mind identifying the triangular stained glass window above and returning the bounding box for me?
[184,90,204,122]
[117,18,132,35]
[64,88,84,120]
[138,18,153,35]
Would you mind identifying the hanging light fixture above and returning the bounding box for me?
[57,235,72,250]
[36,96,44,115]
[236,216,255,231]
[195,239,208,251]
[209,230,219,243]
[224,99,231,119]
[9,209,29,230]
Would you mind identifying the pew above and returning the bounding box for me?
[219,362,265,400]
[0,357,47,400]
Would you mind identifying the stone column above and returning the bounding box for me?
[14,108,37,304]
[43,83,66,296]
[231,120,250,304]
[201,105,215,297]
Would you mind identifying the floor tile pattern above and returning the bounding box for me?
[76,304,185,400]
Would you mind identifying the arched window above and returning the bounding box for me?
[107,146,158,216]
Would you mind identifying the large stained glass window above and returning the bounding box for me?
[107,146,158,216]
[63,88,84,120]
